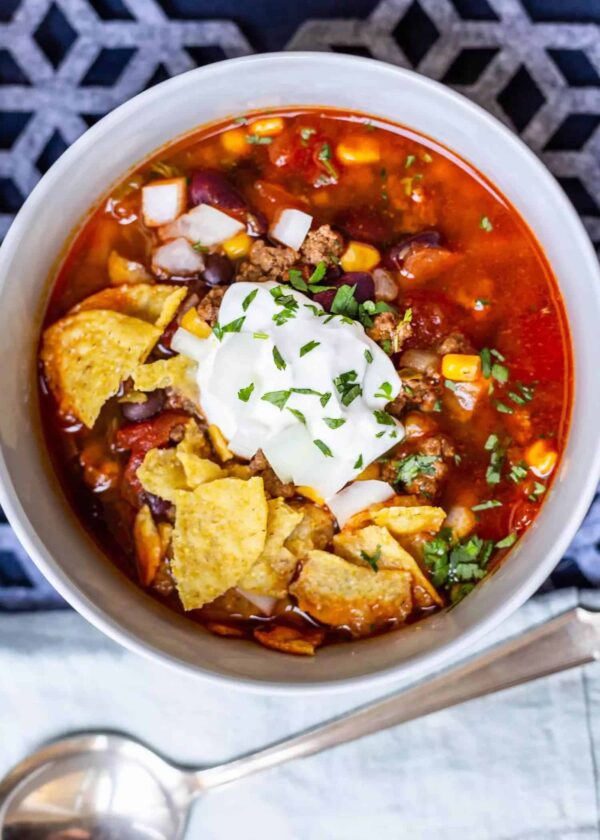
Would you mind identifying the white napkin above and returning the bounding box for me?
[1,588,599,840]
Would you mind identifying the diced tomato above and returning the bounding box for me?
[115,411,189,454]
[403,289,471,349]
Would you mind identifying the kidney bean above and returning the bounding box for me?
[189,169,247,214]
[313,272,374,311]
[383,230,443,271]
[336,207,392,244]
[203,253,234,286]
[121,390,165,423]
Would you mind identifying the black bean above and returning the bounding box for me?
[121,390,165,422]
[203,253,234,286]
[383,230,443,271]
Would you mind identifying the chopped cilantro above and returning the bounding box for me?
[242,288,258,311]
[237,383,254,403]
[491,362,509,384]
[253,331,269,339]
[291,387,331,407]
[213,316,245,341]
[331,284,359,318]
[373,410,395,426]
[308,261,327,285]
[192,241,208,253]
[272,346,286,371]
[300,340,320,357]
[433,399,442,412]
[480,348,492,378]
[533,481,546,495]
[394,453,439,487]
[288,269,307,292]
[246,134,273,145]
[313,439,333,458]
[495,401,514,414]
[405,154,416,168]
[509,461,528,483]
[444,379,458,392]
[495,532,517,549]
[364,348,374,364]
[287,407,306,425]
[334,370,362,406]
[480,216,493,232]
[375,381,393,400]
[323,417,346,429]
[485,434,498,451]
[472,499,502,511]
[354,454,364,470]
[317,142,338,180]
[485,435,504,485]
[421,151,433,163]
[261,389,291,410]
[381,338,393,355]
[300,127,316,144]
[360,545,381,572]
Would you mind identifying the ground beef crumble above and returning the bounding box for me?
[381,433,456,499]
[367,312,412,353]
[435,331,474,355]
[236,239,298,282]
[300,224,344,265]
[197,286,225,326]
[248,449,296,498]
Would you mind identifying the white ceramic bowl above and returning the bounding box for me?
[1,53,599,693]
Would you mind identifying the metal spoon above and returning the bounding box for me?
[2,607,599,840]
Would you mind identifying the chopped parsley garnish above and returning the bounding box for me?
[444,379,457,392]
[472,499,502,511]
[308,261,327,285]
[480,348,492,378]
[354,454,364,470]
[289,264,333,294]
[494,401,514,414]
[480,216,493,232]
[242,288,258,311]
[287,407,306,425]
[381,338,393,355]
[333,370,362,406]
[485,434,498,451]
[261,389,291,410]
[300,127,316,144]
[253,331,268,339]
[485,435,504,485]
[358,299,396,329]
[404,154,416,168]
[433,399,442,412]
[331,284,358,318]
[323,417,346,429]
[270,285,299,326]
[508,461,528,483]
[423,530,493,593]
[421,151,433,163]
[495,532,517,549]
[272,346,286,371]
[300,340,320,357]
[192,241,208,253]
[491,362,509,384]
[364,349,374,364]
[237,383,254,402]
[509,382,536,405]
[213,316,245,341]
[401,173,423,196]
[373,410,395,426]
[361,545,381,572]
[246,134,273,145]
[317,142,338,180]
[291,387,331,407]
[394,453,439,487]
[313,439,333,458]
[375,381,393,400]
[528,481,546,502]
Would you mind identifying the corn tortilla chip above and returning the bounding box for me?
[290,550,413,636]
[41,310,160,428]
[239,499,303,598]
[172,476,268,610]
[69,283,186,330]
[333,525,443,607]
[133,355,199,404]
[372,505,446,536]
[137,448,188,502]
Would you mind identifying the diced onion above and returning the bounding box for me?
[171,327,214,364]
[327,480,395,528]
[151,237,205,277]
[142,177,187,227]
[161,204,244,246]
[270,208,313,250]
[236,588,277,616]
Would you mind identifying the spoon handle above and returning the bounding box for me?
[196,607,600,790]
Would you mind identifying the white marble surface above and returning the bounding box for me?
[1,588,599,839]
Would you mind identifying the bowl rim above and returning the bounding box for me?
[1,51,599,695]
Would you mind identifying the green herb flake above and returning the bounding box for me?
[308,260,327,285]
[375,381,393,400]
[492,362,509,384]
[246,134,273,145]
[334,370,362,407]
[509,461,529,483]
[404,154,416,169]
[253,331,269,340]
[433,399,442,413]
[480,215,493,233]
[300,340,320,357]
[484,434,498,451]
[381,338,393,355]
[192,241,208,253]
[300,127,316,144]
[472,499,502,512]
[324,417,346,429]
[421,151,433,163]
[287,407,306,425]
[213,315,246,341]
[331,284,358,318]
[480,348,492,379]
[394,453,439,487]
[354,454,364,470]
[242,288,258,312]
[237,383,255,403]
[317,142,338,180]
[288,269,307,292]
[261,390,291,410]
[444,379,458,392]
[364,349,374,364]
[272,346,287,371]
[360,545,381,572]
[373,410,395,426]
[313,439,333,458]
[495,401,514,414]
[495,532,517,549]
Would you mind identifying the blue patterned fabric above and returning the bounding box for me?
[1,0,599,609]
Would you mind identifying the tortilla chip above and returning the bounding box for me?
[133,504,163,587]
[239,499,303,598]
[69,283,186,330]
[41,310,160,428]
[133,355,199,404]
[333,525,443,607]
[175,420,224,487]
[137,448,188,502]
[172,476,268,610]
[253,625,325,656]
[290,550,413,636]
[372,505,446,536]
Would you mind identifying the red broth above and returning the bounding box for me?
[38,108,572,654]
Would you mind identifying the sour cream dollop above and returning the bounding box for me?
[175,281,404,498]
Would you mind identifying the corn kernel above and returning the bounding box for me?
[525,440,558,477]
[223,230,252,259]
[249,116,284,137]
[180,307,212,339]
[220,128,249,156]
[441,354,481,382]
[356,462,380,481]
[340,240,381,272]
[208,425,234,462]
[296,485,326,506]
[336,136,380,165]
